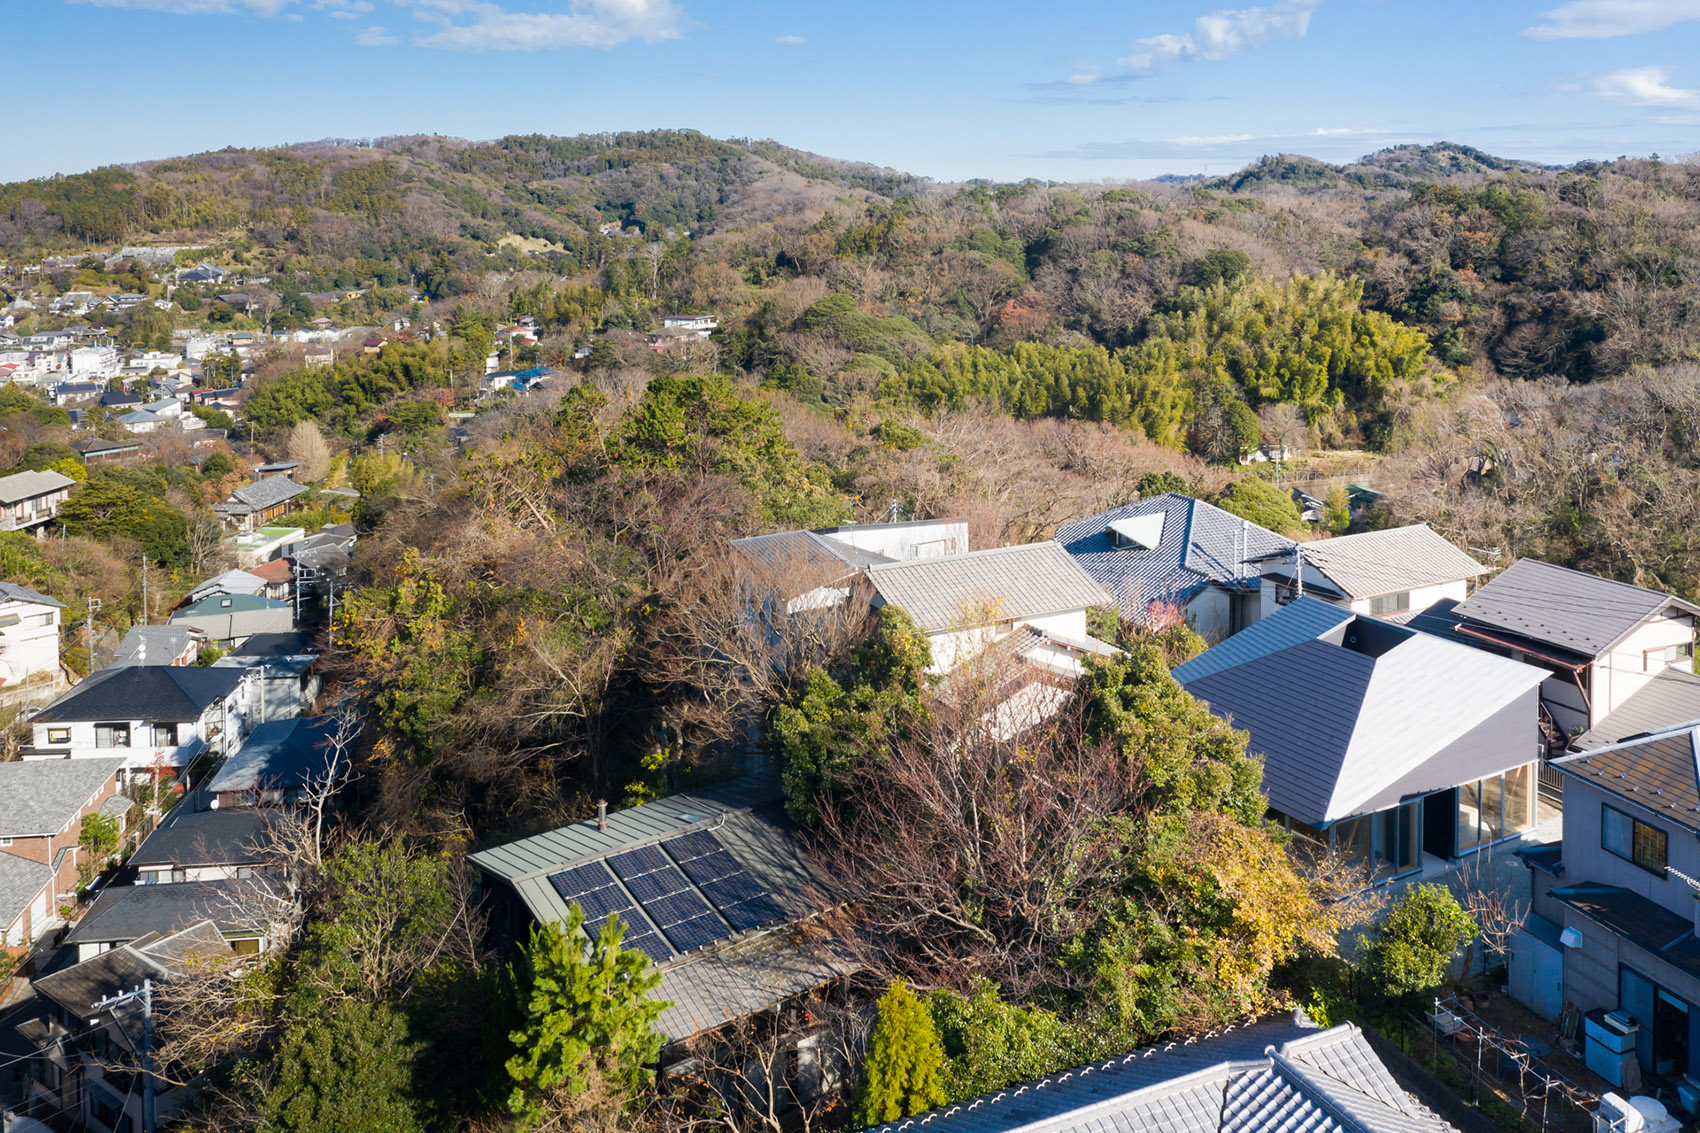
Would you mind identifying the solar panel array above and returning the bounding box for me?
[544,826,790,963]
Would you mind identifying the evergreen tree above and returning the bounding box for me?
[259,998,429,1133]
[502,910,667,1129]
[1361,884,1477,998]
[855,980,948,1126]
[1325,483,1351,534]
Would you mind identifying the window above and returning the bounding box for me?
[152,723,178,747]
[1369,591,1411,616]
[1646,642,1696,671]
[94,723,130,749]
[0,837,11,847]
[1603,804,1668,875]
[34,613,51,627]
[46,728,68,745]
[230,937,262,956]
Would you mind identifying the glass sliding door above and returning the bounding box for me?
[1503,764,1534,837]
[1480,774,1507,843]
[1458,781,1484,852]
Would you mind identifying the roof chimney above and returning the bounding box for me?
[596,799,607,832]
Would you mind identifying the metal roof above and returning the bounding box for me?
[128,807,277,869]
[1171,596,1352,684]
[171,593,291,618]
[730,529,894,575]
[1178,602,1547,824]
[1256,525,1488,600]
[0,757,126,837]
[1573,669,1700,751]
[207,717,345,795]
[1549,884,1700,983]
[64,878,271,945]
[112,625,201,667]
[1452,558,1700,659]
[866,1018,1456,1133]
[1552,723,1700,833]
[0,468,75,505]
[216,474,307,515]
[1055,494,1293,620]
[867,542,1112,633]
[0,581,63,609]
[0,851,53,931]
[33,664,245,724]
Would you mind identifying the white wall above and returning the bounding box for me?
[923,608,1092,675]
[1185,587,1233,644]
[1588,614,1696,725]
[1345,579,1469,617]
[0,597,60,679]
[830,520,969,562]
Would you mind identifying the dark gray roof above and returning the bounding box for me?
[64,878,271,945]
[868,542,1113,633]
[1552,723,1700,834]
[1178,600,1547,824]
[1574,669,1700,751]
[34,665,245,724]
[1257,526,1488,600]
[1453,558,1700,659]
[112,625,201,667]
[34,921,230,1022]
[229,631,317,660]
[1171,596,1352,684]
[1550,884,1700,983]
[215,474,306,515]
[206,717,344,795]
[0,581,63,609]
[0,851,53,930]
[0,757,126,837]
[868,1017,1456,1133]
[129,807,277,869]
[1055,494,1293,620]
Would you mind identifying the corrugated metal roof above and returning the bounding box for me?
[1573,669,1700,751]
[866,1019,1456,1133]
[0,757,126,837]
[1553,723,1700,832]
[1453,558,1700,658]
[1178,603,1547,824]
[207,716,344,794]
[1055,494,1293,620]
[867,542,1112,633]
[1261,526,1488,600]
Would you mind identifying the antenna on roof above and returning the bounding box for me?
[880,498,908,524]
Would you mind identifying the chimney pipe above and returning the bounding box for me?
[596,799,607,832]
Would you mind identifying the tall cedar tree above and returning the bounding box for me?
[855,980,948,1126]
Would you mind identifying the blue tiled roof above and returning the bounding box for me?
[1055,494,1292,621]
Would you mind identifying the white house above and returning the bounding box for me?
[0,581,64,685]
[661,314,717,334]
[1254,524,1490,622]
[0,469,76,534]
[68,344,119,378]
[26,665,258,779]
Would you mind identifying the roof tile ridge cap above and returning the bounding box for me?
[1265,1044,1384,1132]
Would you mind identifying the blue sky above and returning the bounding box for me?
[9,0,1700,184]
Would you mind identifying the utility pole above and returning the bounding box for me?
[85,596,102,664]
[140,556,148,625]
[90,979,155,1133]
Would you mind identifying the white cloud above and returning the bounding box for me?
[68,0,297,13]
[773,33,804,45]
[356,22,399,42]
[405,0,684,50]
[1066,71,1099,85]
[1524,0,1700,40]
[1591,65,1700,107]
[1118,0,1318,73]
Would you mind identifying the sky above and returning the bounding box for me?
[8,0,1700,184]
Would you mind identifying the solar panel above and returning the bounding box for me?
[620,931,672,964]
[624,866,690,903]
[662,830,721,862]
[680,849,740,885]
[661,913,730,953]
[607,845,671,879]
[701,874,764,908]
[644,889,714,928]
[722,895,786,932]
[549,862,618,900]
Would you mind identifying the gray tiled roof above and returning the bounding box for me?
[868,542,1112,633]
[0,757,126,837]
[1259,525,1488,600]
[1573,668,1700,751]
[1177,600,1547,824]
[113,625,202,666]
[1553,723,1700,834]
[0,468,75,505]
[867,1019,1456,1133]
[0,581,64,609]
[1453,558,1700,659]
[0,851,53,932]
[64,878,271,945]
[34,664,244,724]
[34,921,231,1024]
[1055,494,1293,620]
[216,474,306,515]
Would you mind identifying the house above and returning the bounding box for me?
[732,517,969,615]
[25,665,257,779]
[213,634,321,723]
[213,474,308,532]
[469,773,854,1064]
[245,557,295,601]
[127,806,279,886]
[176,262,228,283]
[1253,525,1490,621]
[1172,597,1549,882]
[111,625,203,667]
[1519,725,1700,1086]
[186,568,268,604]
[116,409,165,434]
[1291,486,1325,525]
[14,921,234,1132]
[71,436,143,466]
[62,879,275,962]
[303,345,333,368]
[229,524,305,569]
[168,593,294,646]
[50,381,103,406]
[1435,559,1700,742]
[0,469,76,533]
[252,460,302,482]
[95,389,142,410]
[1054,493,1291,640]
[0,758,128,947]
[868,1014,1458,1133]
[204,715,346,808]
[1573,668,1700,751]
[0,581,64,686]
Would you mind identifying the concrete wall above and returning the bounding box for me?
[1561,777,1700,914]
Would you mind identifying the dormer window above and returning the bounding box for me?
[1107,513,1165,551]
